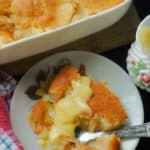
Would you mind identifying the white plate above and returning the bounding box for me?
[10,51,144,150]
[0,0,131,64]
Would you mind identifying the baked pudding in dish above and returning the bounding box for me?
[28,65,127,150]
[0,0,124,46]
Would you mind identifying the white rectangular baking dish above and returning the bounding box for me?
[0,0,132,64]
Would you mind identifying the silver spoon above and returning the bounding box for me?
[76,122,150,144]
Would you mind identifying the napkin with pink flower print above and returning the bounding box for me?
[0,70,24,150]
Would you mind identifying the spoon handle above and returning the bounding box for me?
[115,122,150,138]
[77,123,150,144]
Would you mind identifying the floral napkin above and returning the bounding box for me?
[0,70,24,150]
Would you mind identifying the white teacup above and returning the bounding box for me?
[136,15,150,56]
[127,15,150,92]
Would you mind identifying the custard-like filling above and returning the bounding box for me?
[49,76,92,143]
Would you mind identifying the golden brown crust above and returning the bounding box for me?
[54,134,120,150]
[29,100,54,134]
[89,134,120,150]
[80,0,124,15]
[54,136,96,150]
[79,81,127,131]
[49,66,80,102]
[0,0,124,45]
[89,82,127,122]
[0,0,11,15]
[11,0,57,26]
[0,30,14,46]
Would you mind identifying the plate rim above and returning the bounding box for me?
[10,50,144,150]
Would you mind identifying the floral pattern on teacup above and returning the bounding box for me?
[130,59,147,76]
[127,54,150,92]
[139,70,150,87]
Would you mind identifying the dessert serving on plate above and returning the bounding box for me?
[0,0,124,46]
[27,62,127,150]
[10,51,144,150]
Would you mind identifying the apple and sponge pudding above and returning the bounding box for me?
[29,65,127,150]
